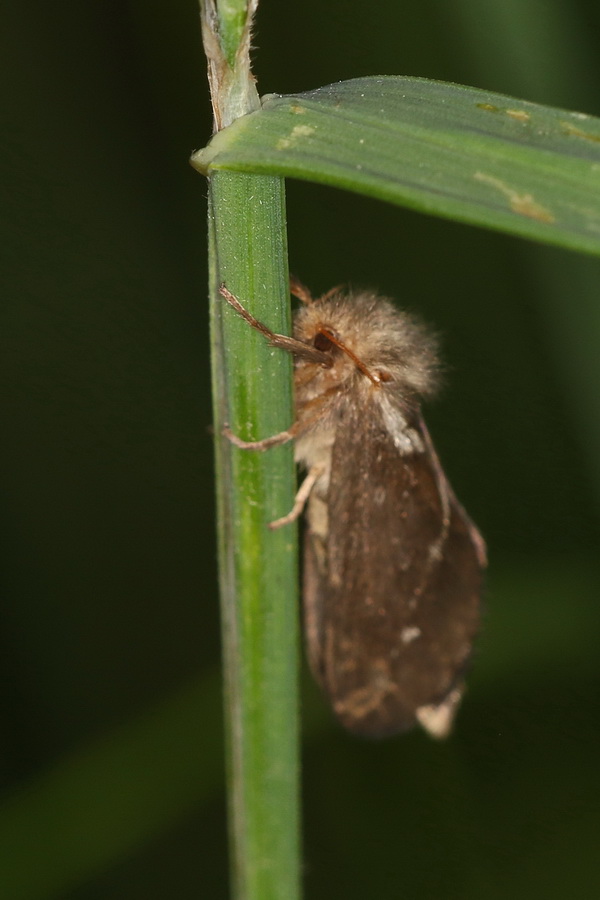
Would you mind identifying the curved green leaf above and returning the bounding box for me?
[192,76,600,255]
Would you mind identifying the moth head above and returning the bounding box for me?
[293,288,440,399]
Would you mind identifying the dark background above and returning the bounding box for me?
[2,0,600,897]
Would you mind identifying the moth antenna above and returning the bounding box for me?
[318,328,382,385]
[289,275,314,305]
[319,283,344,303]
[290,275,345,306]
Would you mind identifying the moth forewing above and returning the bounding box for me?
[303,410,483,738]
[220,281,486,739]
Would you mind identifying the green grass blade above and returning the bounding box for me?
[207,170,301,900]
[192,76,600,255]
[200,3,302,897]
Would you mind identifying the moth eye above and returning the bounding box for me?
[314,331,335,352]
[377,370,393,383]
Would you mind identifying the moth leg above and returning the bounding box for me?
[223,420,302,451]
[219,284,329,364]
[224,390,339,451]
[268,464,324,531]
[223,382,342,451]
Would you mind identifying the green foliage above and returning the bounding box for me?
[2,0,600,898]
[208,170,301,900]
[195,76,600,255]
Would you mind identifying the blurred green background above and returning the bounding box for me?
[2,0,600,897]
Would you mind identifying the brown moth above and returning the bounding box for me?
[220,277,486,739]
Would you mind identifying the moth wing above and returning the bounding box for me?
[303,411,484,738]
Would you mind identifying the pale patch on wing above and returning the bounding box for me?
[378,395,424,454]
[416,686,464,739]
[333,661,399,722]
[400,626,421,644]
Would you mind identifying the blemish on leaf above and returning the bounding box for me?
[474,172,555,223]
[560,121,600,144]
[276,123,316,149]
[294,124,315,136]
[476,102,530,122]
[506,109,530,122]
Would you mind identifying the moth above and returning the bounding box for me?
[220,277,486,739]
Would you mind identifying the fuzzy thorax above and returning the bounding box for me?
[292,288,440,473]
